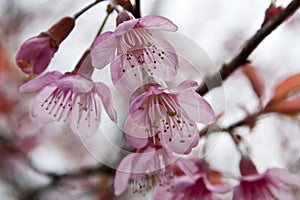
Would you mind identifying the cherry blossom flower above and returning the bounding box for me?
[16,17,75,76]
[233,156,300,200]
[124,80,215,154]
[91,12,179,92]
[114,144,197,196]
[154,159,231,200]
[20,71,116,136]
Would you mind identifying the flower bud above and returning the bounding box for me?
[16,35,57,75]
[42,17,75,46]
[16,17,75,76]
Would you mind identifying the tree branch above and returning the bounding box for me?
[132,0,141,18]
[196,0,300,95]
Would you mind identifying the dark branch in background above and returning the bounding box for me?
[0,133,116,200]
[132,0,141,18]
[196,0,300,95]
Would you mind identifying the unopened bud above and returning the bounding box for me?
[106,4,114,14]
[16,36,57,75]
[43,17,75,46]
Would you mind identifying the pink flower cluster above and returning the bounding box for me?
[90,12,217,196]
[17,9,300,200]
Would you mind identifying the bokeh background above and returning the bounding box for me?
[1,0,300,199]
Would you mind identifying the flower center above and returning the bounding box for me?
[119,28,166,77]
[40,87,99,127]
[144,93,195,145]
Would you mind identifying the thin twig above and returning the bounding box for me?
[196,0,300,95]
[74,0,106,19]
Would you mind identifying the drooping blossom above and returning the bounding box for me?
[16,17,75,76]
[154,173,230,200]
[154,159,231,200]
[114,144,197,196]
[91,12,179,92]
[19,70,116,136]
[233,156,300,200]
[124,80,215,154]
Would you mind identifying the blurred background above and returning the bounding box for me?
[0,0,300,199]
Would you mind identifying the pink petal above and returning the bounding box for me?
[110,54,143,92]
[124,116,148,149]
[16,36,52,60]
[172,80,199,92]
[113,18,139,36]
[69,96,101,136]
[129,86,163,115]
[16,36,57,75]
[177,90,215,124]
[267,168,300,187]
[194,94,215,124]
[95,82,117,122]
[111,38,178,90]
[268,183,295,200]
[114,150,158,195]
[142,38,179,81]
[163,122,199,155]
[153,185,173,200]
[233,186,245,200]
[204,177,231,193]
[33,45,57,74]
[139,15,178,32]
[114,153,136,196]
[91,31,118,69]
[31,86,61,123]
[175,158,199,178]
[173,175,194,190]
[55,74,94,93]
[20,71,63,92]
